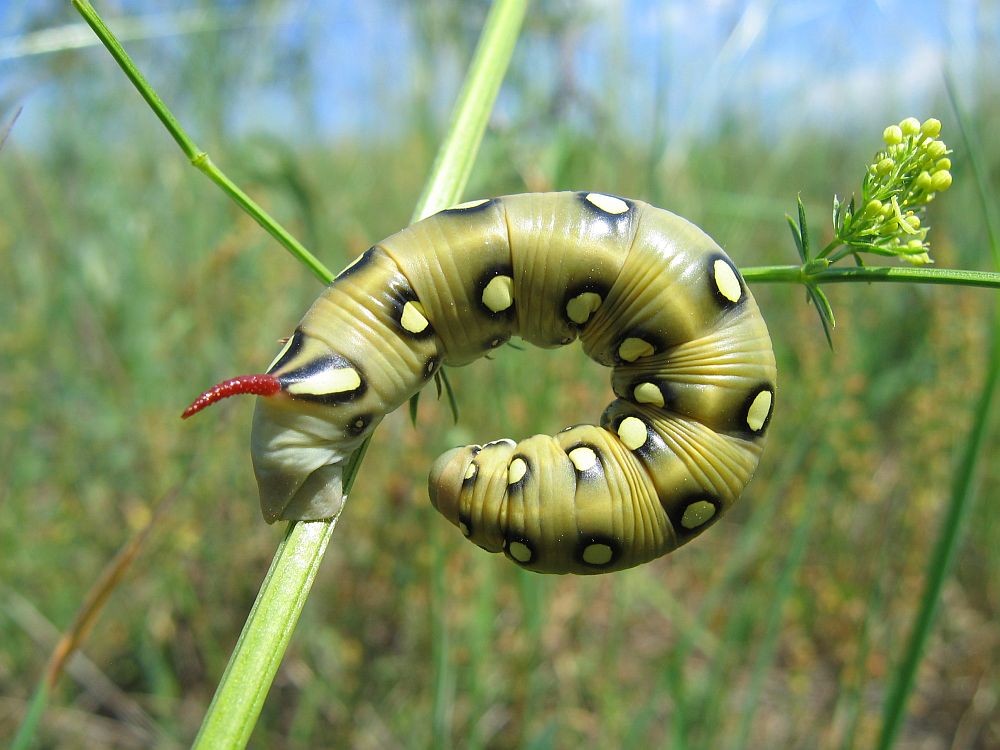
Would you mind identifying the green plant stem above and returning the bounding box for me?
[10,682,49,750]
[73,0,525,742]
[190,438,368,749]
[875,76,1000,750]
[877,322,999,750]
[188,1,527,747]
[741,264,1000,289]
[191,520,336,748]
[69,0,333,284]
[412,0,528,222]
[418,6,527,745]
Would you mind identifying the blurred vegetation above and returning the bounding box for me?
[1,1,998,748]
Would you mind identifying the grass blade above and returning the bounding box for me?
[875,74,1000,750]
[11,488,177,749]
[0,105,22,152]
[411,0,528,222]
[11,683,49,750]
[877,315,999,750]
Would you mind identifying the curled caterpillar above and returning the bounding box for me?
[184,191,776,574]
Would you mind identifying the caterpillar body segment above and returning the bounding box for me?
[187,191,776,573]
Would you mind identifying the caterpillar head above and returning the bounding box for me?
[182,330,377,523]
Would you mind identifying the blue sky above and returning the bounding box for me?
[0,1,995,149]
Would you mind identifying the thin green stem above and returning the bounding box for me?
[188,0,527,746]
[70,0,333,283]
[875,76,1000,750]
[191,153,334,283]
[816,239,840,259]
[191,422,370,750]
[412,0,528,222]
[70,0,524,744]
[70,0,196,157]
[877,322,999,750]
[741,264,1000,289]
[191,519,338,749]
[10,682,49,750]
[417,5,527,744]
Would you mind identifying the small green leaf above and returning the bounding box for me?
[438,368,460,423]
[797,195,811,261]
[408,391,420,427]
[806,284,836,349]
[786,214,806,263]
[812,284,836,327]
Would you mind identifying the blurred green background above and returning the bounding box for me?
[2,1,998,747]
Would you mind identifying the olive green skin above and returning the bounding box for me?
[252,192,776,575]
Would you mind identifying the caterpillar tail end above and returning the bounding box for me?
[250,397,349,524]
[255,457,345,524]
[428,446,476,526]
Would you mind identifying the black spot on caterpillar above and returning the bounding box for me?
[183,191,776,574]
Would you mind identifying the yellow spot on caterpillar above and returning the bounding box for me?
[582,543,613,565]
[566,292,602,325]
[401,301,430,333]
[482,275,514,312]
[681,500,717,529]
[713,259,742,303]
[285,366,361,396]
[450,198,490,210]
[568,446,598,472]
[633,382,664,407]
[585,192,629,214]
[508,457,527,484]
[267,336,295,372]
[747,390,772,431]
[508,541,532,562]
[464,462,477,480]
[617,417,647,450]
[619,337,655,362]
[459,520,471,537]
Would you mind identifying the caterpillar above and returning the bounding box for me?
[184,191,776,574]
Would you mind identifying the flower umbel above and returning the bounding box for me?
[784,115,957,346]
[827,117,952,265]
